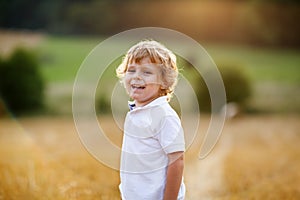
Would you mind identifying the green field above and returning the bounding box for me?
[37,36,300,84]
[208,44,300,84]
[37,36,101,83]
[35,36,300,114]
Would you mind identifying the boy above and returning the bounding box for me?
[116,40,185,200]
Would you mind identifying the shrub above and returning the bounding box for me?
[219,65,252,103]
[195,64,252,112]
[0,48,45,115]
[96,94,111,114]
[0,57,7,116]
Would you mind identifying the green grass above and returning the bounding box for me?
[37,36,300,84]
[37,36,102,83]
[205,44,300,83]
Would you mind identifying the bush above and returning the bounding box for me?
[0,48,45,115]
[219,65,252,103]
[96,94,111,114]
[195,64,252,112]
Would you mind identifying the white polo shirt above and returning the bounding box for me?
[119,96,186,200]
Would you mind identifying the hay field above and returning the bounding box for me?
[0,117,120,199]
[0,115,299,199]
[222,115,300,200]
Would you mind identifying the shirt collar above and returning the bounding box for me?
[128,96,168,112]
[128,101,136,111]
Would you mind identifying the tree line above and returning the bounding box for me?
[1,0,300,47]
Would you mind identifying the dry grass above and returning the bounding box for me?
[222,115,300,200]
[0,117,120,200]
[0,115,299,199]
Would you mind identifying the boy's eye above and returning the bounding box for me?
[144,71,152,74]
[127,69,135,73]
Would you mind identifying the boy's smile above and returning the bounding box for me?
[131,84,146,90]
[124,57,162,107]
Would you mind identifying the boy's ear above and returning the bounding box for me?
[160,80,168,89]
[160,84,166,90]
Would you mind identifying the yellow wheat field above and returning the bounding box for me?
[222,115,300,200]
[0,115,299,199]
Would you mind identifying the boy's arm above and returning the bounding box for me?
[163,151,184,200]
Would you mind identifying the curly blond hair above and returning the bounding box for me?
[116,40,178,99]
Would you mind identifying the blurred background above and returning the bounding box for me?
[0,0,299,115]
[0,0,299,199]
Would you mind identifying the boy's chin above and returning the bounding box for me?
[129,95,143,103]
[129,94,138,100]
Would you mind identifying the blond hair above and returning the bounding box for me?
[116,40,178,99]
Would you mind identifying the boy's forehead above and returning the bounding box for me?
[128,62,161,68]
[129,54,162,64]
[130,56,151,63]
[128,57,161,66]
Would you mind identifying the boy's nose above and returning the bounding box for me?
[133,72,142,80]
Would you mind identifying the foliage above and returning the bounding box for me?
[1,1,300,47]
[66,1,116,34]
[219,65,252,103]
[0,48,45,115]
[96,94,111,114]
[192,63,252,112]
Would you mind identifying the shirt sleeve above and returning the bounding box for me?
[155,116,185,154]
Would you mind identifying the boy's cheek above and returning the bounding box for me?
[123,78,130,87]
[125,84,131,92]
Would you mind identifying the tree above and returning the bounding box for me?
[0,48,45,115]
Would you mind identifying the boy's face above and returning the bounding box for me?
[124,57,162,107]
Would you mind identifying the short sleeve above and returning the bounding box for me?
[155,116,185,154]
